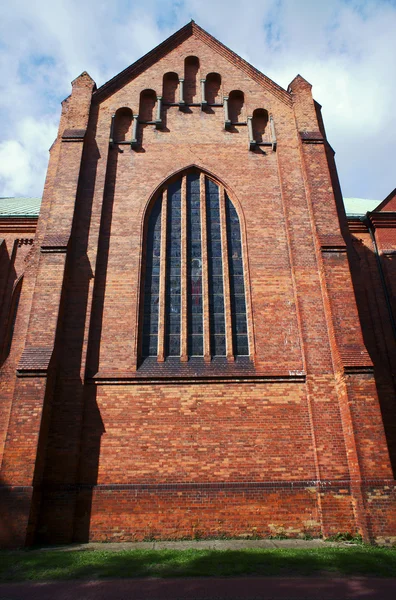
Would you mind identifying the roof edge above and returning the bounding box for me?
[191,22,291,105]
[374,187,396,212]
[93,21,292,106]
[94,22,193,101]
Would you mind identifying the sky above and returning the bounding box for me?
[0,0,395,201]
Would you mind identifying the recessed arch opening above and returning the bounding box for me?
[252,108,269,143]
[205,73,221,104]
[228,90,244,123]
[113,107,133,142]
[184,56,200,103]
[139,89,157,122]
[162,72,179,103]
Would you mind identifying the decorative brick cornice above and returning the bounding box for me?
[88,358,306,384]
[5,479,394,494]
[62,128,86,141]
[90,374,306,385]
[300,131,324,144]
[347,218,368,234]
[370,212,396,229]
[318,233,347,252]
[0,217,38,233]
[35,478,396,493]
[16,238,33,247]
[41,234,70,253]
[39,480,351,492]
[17,346,53,376]
[339,345,373,373]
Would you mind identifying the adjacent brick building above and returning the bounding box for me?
[0,21,395,547]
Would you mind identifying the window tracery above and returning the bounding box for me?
[141,170,249,361]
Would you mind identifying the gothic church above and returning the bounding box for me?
[0,21,395,546]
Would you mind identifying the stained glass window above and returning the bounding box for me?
[226,195,249,356]
[142,195,162,356]
[187,173,204,356]
[165,180,182,356]
[206,178,226,356]
[141,171,249,359]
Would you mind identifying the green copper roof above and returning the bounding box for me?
[343,197,380,216]
[0,197,42,217]
[0,196,382,218]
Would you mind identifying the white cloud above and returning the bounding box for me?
[0,0,395,200]
[0,117,57,197]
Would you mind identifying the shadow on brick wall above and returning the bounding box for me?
[34,107,108,544]
[325,138,396,480]
[0,475,32,547]
[0,241,18,367]
[349,240,396,479]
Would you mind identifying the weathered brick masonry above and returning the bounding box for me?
[0,22,395,546]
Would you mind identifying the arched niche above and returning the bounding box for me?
[162,72,179,103]
[252,108,269,143]
[228,90,244,123]
[184,56,200,103]
[139,89,157,122]
[205,72,221,104]
[113,107,133,142]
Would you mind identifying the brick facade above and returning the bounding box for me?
[0,22,395,547]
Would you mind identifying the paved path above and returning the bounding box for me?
[0,576,395,599]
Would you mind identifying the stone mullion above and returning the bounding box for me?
[157,190,168,362]
[180,175,188,362]
[219,187,234,361]
[200,173,211,362]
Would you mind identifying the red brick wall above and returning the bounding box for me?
[1,24,395,546]
[0,229,36,465]
[348,221,396,476]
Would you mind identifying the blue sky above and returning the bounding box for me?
[0,0,395,200]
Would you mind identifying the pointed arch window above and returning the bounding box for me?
[141,170,249,361]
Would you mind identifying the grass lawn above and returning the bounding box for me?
[0,546,395,582]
